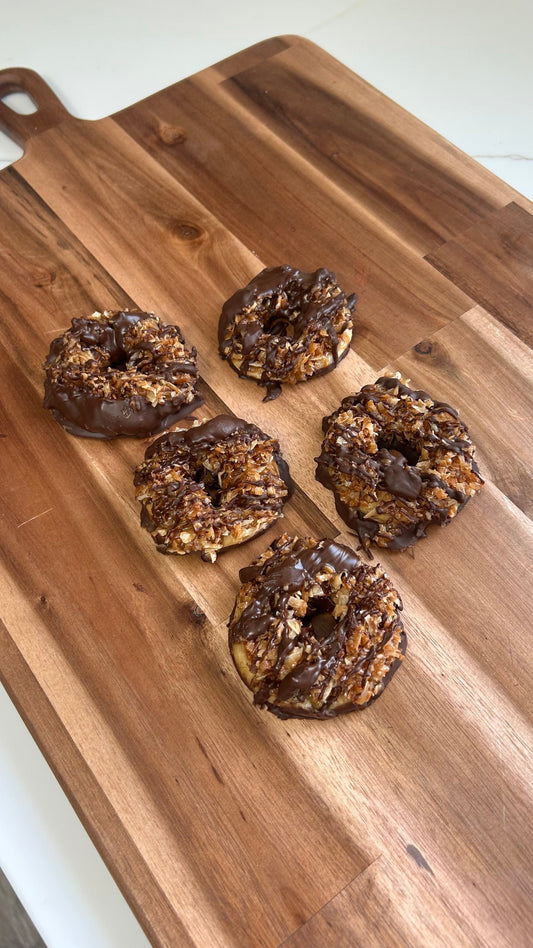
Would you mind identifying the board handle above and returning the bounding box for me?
[0,68,69,147]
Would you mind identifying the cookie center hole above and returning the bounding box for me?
[260,291,301,337]
[195,465,222,507]
[377,435,420,466]
[109,348,128,368]
[77,322,130,368]
[305,595,336,639]
[262,309,293,337]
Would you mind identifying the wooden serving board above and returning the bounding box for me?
[1,35,533,948]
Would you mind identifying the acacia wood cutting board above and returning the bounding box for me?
[1,35,533,948]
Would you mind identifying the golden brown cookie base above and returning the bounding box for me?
[218,265,356,401]
[316,375,484,551]
[135,415,292,562]
[44,310,202,438]
[228,534,405,719]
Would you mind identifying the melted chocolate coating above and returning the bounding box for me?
[144,415,293,500]
[237,538,361,602]
[230,537,405,719]
[316,376,482,551]
[218,265,356,398]
[380,450,423,500]
[70,311,146,360]
[44,311,203,439]
[137,415,293,559]
[44,386,204,440]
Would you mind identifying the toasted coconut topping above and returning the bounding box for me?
[316,375,484,551]
[43,310,203,438]
[135,415,292,562]
[218,265,356,401]
[228,534,405,719]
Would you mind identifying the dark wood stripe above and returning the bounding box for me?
[112,72,474,369]
[426,202,533,348]
[225,43,509,254]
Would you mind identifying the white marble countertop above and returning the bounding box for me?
[1,2,532,946]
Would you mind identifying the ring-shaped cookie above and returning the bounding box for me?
[316,375,484,551]
[218,265,356,401]
[44,310,203,438]
[229,534,405,719]
[134,415,292,562]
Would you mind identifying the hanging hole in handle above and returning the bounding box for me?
[0,128,24,168]
[0,69,70,156]
[1,91,39,115]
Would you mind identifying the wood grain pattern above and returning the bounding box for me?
[427,201,533,347]
[390,305,533,518]
[0,37,532,948]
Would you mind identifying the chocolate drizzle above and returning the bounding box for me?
[237,537,361,596]
[381,450,423,500]
[218,265,356,398]
[145,414,252,455]
[136,415,293,560]
[43,310,203,438]
[70,311,145,362]
[276,657,326,702]
[229,536,406,720]
[144,415,292,502]
[315,375,484,551]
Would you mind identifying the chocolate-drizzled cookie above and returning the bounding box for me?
[316,375,484,551]
[218,265,356,401]
[228,534,405,719]
[44,310,203,438]
[135,415,292,562]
